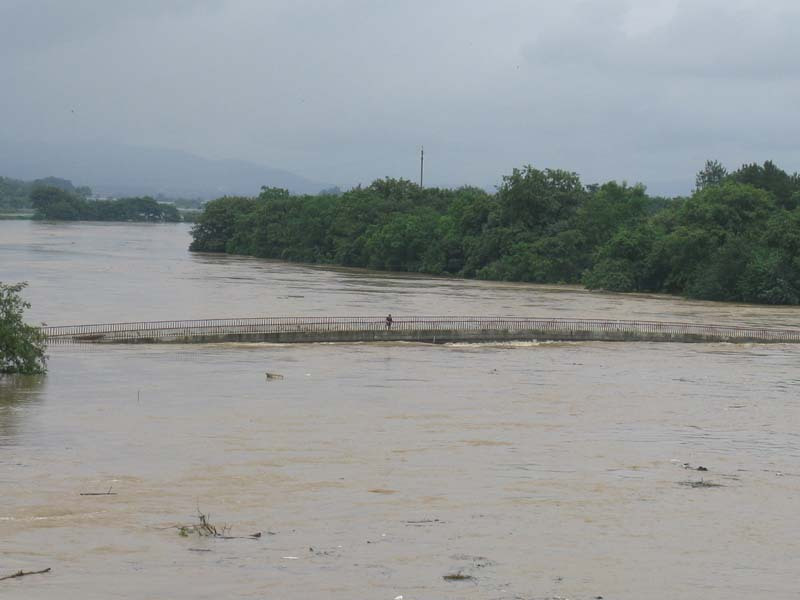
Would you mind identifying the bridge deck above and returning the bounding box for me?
[40,316,800,345]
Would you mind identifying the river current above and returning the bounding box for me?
[1,221,799,599]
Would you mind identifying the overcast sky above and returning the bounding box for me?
[2,0,799,195]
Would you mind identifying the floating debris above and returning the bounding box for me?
[405,518,441,525]
[681,462,709,472]
[175,511,261,539]
[0,568,51,582]
[679,479,723,488]
[450,554,494,568]
[443,572,474,582]
[80,485,117,496]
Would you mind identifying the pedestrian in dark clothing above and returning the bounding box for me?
[385,314,393,330]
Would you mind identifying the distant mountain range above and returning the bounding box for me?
[0,140,331,199]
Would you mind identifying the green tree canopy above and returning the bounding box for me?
[31,185,84,220]
[695,159,728,191]
[187,159,800,305]
[0,282,47,375]
[31,188,182,223]
[497,166,585,231]
[730,160,800,210]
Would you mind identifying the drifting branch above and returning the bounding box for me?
[172,509,262,540]
[0,568,51,582]
[80,486,117,496]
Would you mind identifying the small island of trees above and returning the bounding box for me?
[30,186,181,222]
[189,160,800,305]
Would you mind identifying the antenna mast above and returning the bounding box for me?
[419,146,424,188]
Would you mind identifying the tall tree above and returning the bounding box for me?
[695,160,728,191]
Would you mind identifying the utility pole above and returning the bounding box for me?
[419,146,424,188]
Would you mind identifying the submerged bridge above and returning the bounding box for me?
[41,316,800,345]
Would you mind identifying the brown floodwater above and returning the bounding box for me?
[1,221,800,599]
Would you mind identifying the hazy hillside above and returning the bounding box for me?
[0,140,330,199]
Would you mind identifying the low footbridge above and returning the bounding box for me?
[41,316,800,344]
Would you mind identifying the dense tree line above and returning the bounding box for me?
[1,174,204,217]
[31,186,181,222]
[0,177,32,211]
[188,159,800,305]
[0,176,91,211]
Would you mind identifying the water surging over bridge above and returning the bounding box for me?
[41,316,800,345]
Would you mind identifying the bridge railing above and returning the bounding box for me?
[40,316,800,343]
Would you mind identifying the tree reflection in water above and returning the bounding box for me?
[0,374,45,446]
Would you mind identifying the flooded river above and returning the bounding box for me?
[2,221,800,599]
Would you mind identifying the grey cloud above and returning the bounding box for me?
[0,0,220,56]
[526,1,800,80]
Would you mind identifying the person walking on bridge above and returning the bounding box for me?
[385,314,393,330]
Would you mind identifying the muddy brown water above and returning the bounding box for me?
[2,221,800,599]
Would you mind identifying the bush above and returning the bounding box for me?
[0,282,47,374]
